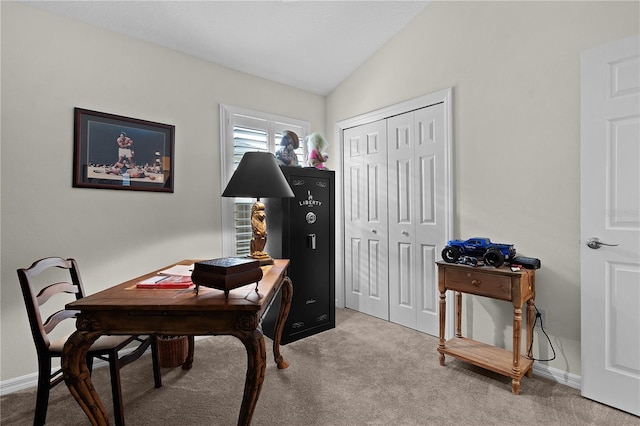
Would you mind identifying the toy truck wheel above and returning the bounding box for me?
[442,246,461,263]
[484,249,505,267]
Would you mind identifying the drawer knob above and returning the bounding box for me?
[471,279,480,286]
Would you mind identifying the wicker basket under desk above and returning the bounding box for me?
[157,335,188,368]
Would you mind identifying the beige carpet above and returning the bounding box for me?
[2,308,638,425]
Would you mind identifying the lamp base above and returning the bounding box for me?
[249,199,274,266]
[250,252,274,266]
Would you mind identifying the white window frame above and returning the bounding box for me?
[219,104,310,256]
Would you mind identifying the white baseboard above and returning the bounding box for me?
[0,337,187,397]
[531,363,581,390]
[1,359,112,396]
[1,371,41,396]
[1,335,213,397]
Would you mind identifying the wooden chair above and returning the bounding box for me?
[17,257,162,426]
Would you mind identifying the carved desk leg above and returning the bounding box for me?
[272,276,293,369]
[62,328,109,426]
[235,322,267,426]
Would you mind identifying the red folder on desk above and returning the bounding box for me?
[136,275,192,289]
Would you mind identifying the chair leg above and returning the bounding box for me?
[150,335,162,388]
[182,336,195,370]
[34,356,53,426]
[86,354,94,374]
[108,350,126,426]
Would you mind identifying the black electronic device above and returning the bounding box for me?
[511,256,541,269]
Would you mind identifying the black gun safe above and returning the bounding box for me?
[262,166,335,344]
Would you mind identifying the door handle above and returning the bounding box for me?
[307,233,316,250]
[586,237,619,249]
[402,230,409,237]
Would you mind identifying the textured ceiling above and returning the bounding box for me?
[21,1,430,95]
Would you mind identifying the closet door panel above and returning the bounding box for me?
[387,104,447,333]
[415,103,447,335]
[344,120,389,320]
[419,155,436,224]
[420,244,438,314]
[388,111,417,328]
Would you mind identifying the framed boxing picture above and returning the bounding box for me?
[73,108,175,192]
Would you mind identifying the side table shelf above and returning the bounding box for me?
[436,261,536,394]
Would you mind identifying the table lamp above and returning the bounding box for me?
[222,151,294,265]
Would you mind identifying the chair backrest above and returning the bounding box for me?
[17,257,86,354]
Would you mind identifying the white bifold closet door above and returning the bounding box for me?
[344,100,448,336]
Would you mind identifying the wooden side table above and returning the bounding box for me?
[437,261,536,394]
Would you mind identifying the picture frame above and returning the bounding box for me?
[73,108,175,192]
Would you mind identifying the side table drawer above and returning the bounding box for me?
[445,269,512,300]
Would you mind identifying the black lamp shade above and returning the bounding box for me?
[222,152,294,198]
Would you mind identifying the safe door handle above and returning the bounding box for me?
[586,237,619,249]
[307,233,316,250]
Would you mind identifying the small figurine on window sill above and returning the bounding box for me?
[275,130,300,167]
[306,132,329,170]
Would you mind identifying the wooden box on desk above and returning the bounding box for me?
[191,257,263,297]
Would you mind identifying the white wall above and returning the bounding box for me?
[3,0,638,387]
[326,1,639,376]
[0,2,324,382]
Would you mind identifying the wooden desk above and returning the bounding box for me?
[61,259,293,426]
[437,261,535,394]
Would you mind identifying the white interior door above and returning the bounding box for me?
[387,103,447,335]
[581,35,640,416]
[344,120,389,320]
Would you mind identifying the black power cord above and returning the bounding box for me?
[526,305,556,362]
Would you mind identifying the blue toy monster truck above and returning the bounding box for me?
[441,237,516,267]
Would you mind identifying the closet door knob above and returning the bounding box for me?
[371,229,377,234]
[402,230,409,237]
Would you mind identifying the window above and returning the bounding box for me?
[220,105,310,256]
